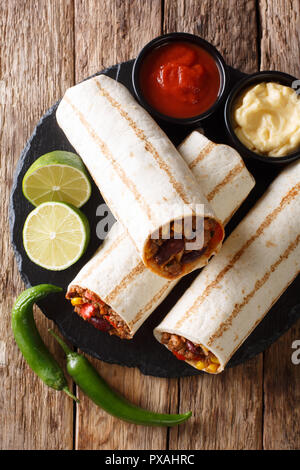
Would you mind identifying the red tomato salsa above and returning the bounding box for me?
[139,41,221,119]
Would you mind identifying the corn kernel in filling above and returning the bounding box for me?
[161,332,220,371]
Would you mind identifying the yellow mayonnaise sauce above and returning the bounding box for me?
[233,82,300,157]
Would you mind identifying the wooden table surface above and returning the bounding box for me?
[1,0,300,450]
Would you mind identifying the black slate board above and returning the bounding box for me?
[9,59,300,377]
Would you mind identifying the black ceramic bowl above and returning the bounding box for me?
[132,32,228,126]
[224,70,300,165]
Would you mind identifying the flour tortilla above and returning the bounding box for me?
[68,132,255,337]
[154,159,300,372]
[56,75,224,279]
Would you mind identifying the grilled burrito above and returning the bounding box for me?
[154,159,300,373]
[56,75,224,279]
[66,133,255,338]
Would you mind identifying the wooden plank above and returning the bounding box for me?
[74,0,162,82]
[163,0,259,72]
[164,0,264,450]
[169,359,263,450]
[3,0,298,452]
[0,0,75,450]
[259,0,300,74]
[75,363,178,450]
[259,0,300,450]
[263,323,300,449]
[73,0,176,450]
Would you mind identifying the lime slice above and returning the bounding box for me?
[22,151,92,208]
[23,202,90,271]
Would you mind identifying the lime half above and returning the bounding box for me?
[23,202,90,271]
[22,151,91,207]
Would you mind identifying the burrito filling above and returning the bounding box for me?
[67,286,132,339]
[145,217,222,278]
[161,332,220,373]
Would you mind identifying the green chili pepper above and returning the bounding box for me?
[11,284,78,401]
[49,329,192,427]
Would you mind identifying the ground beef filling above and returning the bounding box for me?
[161,332,220,372]
[67,286,132,339]
[145,217,218,278]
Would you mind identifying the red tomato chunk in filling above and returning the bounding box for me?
[145,217,219,278]
[66,286,132,339]
[161,332,220,372]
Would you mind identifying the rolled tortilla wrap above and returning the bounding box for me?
[56,75,224,279]
[67,133,255,338]
[154,160,300,373]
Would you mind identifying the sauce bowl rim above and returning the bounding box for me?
[132,32,228,126]
[224,70,300,164]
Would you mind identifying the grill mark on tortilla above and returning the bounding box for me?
[95,78,191,205]
[103,261,146,305]
[99,144,243,292]
[129,281,173,328]
[207,233,300,346]
[97,141,237,302]
[188,142,216,169]
[206,163,244,202]
[221,179,254,226]
[64,95,153,222]
[68,231,127,285]
[82,162,124,226]
[175,182,300,328]
[223,265,300,364]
